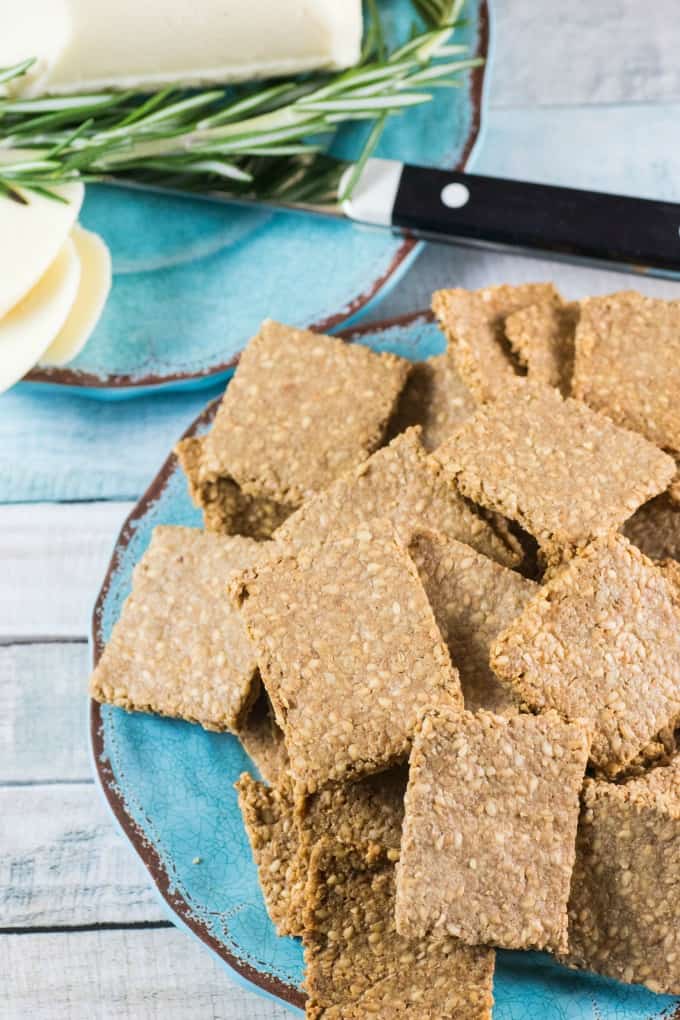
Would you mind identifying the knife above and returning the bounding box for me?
[333,158,680,278]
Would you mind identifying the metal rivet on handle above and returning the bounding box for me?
[441,182,470,209]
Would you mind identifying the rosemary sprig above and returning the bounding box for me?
[0,4,481,205]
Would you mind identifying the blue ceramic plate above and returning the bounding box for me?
[90,312,679,1018]
[25,0,488,400]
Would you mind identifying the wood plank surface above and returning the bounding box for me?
[0,503,132,642]
[0,643,91,784]
[0,928,292,1020]
[490,0,680,108]
[0,785,165,928]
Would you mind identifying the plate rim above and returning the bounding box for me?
[26,1,488,393]
[89,307,433,1010]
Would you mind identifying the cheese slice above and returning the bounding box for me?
[0,169,84,319]
[40,225,112,367]
[27,0,362,94]
[0,238,80,393]
[0,0,70,96]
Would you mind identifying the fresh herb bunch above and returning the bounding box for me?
[0,2,480,205]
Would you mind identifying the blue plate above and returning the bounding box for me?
[91,312,678,1017]
[25,0,488,400]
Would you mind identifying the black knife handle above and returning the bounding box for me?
[392,165,680,274]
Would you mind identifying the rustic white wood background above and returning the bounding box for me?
[3,2,680,1017]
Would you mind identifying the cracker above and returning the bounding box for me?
[491,533,680,775]
[396,708,590,953]
[623,492,680,562]
[409,530,537,713]
[573,291,680,455]
[90,526,259,731]
[235,773,307,936]
[197,320,409,508]
[275,428,520,569]
[435,379,675,563]
[232,526,462,794]
[387,352,476,450]
[176,435,299,539]
[564,761,680,995]
[238,688,290,788]
[432,283,559,404]
[305,840,495,1020]
[505,299,578,396]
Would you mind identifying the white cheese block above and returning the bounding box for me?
[0,238,80,393]
[40,225,112,367]
[0,170,84,319]
[0,0,70,96]
[23,0,363,95]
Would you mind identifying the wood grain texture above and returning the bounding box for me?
[0,503,132,641]
[0,643,91,784]
[0,785,165,927]
[0,928,291,1020]
[489,0,680,108]
[0,384,221,505]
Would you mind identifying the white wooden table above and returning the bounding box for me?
[2,3,680,1016]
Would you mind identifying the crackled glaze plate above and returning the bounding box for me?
[23,0,488,399]
[90,312,679,1018]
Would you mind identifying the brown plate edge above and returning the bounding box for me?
[27,3,487,391]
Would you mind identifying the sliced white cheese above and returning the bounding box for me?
[0,1,70,96]
[40,225,112,367]
[33,0,362,94]
[0,167,84,319]
[0,238,80,393]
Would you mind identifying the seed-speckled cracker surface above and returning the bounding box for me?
[238,689,290,788]
[573,292,680,456]
[275,428,520,568]
[387,352,476,450]
[197,320,410,507]
[435,380,675,562]
[505,300,579,396]
[564,761,680,995]
[90,526,259,731]
[396,708,590,953]
[491,534,680,775]
[236,773,306,936]
[432,283,559,404]
[305,840,495,1020]
[623,492,680,562]
[232,527,462,794]
[176,436,295,538]
[409,530,537,713]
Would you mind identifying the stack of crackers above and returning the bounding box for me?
[91,289,680,1017]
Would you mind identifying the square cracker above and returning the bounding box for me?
[564,760,680,995]
[505,299,579,396]
[435,379,675,562]
[305,840,495,1020]
[192,320,410,509]
[275,427,520,569]
[90,526,259,731]
[238,768,406,936]
[573,291,680,456]
[236,773,307,936]
[232,526,462,793]
[409,529,537,713]
[387,351,476,450]
[395,708,590,953]
[432,283,559,404]
[490,533,680,775]
[176,436,294,539]
[623,492,680,562]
